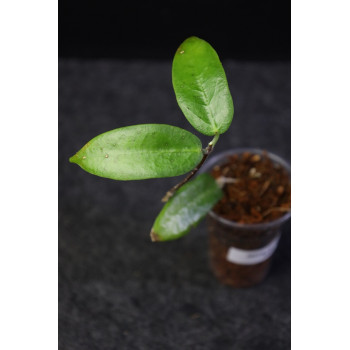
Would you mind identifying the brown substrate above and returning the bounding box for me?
[211,151,291,224]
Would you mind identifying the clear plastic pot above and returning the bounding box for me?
[200,148,291,288]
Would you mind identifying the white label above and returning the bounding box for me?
[226,234,281,265]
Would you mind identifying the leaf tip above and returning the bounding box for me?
[185,36,201,43]
[69,155,77,164]
[150,229,161,242]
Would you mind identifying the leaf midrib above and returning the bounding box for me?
[193,73,218,132]
[160,183,219,233]
[92,148,202,154]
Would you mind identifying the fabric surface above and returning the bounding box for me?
[59,59,291,350]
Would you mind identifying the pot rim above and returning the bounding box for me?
[200,148,291,230]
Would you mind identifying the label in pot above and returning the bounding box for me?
[226,234,281,265]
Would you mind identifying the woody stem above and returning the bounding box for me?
[161,134,219,202]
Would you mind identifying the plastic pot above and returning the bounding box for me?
[201,148,291,287]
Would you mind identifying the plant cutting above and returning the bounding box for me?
[70,36,233,242]
[70,36,291,287]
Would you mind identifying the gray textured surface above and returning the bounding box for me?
[59,59,291,350]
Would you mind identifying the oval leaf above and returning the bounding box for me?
[151,173,223,241]
[69,124,203,180]
[172,36,234,136]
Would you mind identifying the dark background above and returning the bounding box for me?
[59,1,291,349]
[59,0,290,61]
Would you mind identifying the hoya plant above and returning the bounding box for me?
[70,36,234,242]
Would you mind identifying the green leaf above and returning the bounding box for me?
[151,173,223,241]
[69,124,203,180]
[172,36,234,136]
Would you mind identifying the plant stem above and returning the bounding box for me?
[161,134,219,202]
[208,132,220,149]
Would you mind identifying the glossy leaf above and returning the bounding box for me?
[69,124,203,180]
[151,173,223,241]
[172,36,234,136]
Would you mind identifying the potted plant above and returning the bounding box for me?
[69,36,291,287]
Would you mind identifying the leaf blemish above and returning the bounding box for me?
[150,229,160,242]
[82,156,86,160]
[180,50,184,54]
[105,154,109,158]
